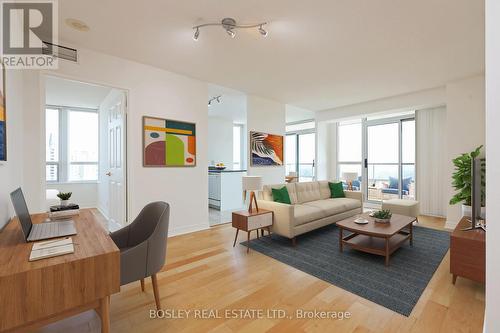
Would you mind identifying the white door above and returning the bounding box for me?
[106,91,126,226]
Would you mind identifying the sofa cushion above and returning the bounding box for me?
[318,181,332,199]
[303,198,362,216]
[293,204,327,226]
[262,183,298,204]
[295,182,321,203]
[328,182,345,198]
[272,186,291,204]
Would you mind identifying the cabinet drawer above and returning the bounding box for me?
[247,213,272,230]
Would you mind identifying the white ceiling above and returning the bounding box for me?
[45,76,111,108]
[57,0,484,111]
[286,105,315,123]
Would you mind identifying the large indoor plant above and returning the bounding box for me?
[449,145,485,218]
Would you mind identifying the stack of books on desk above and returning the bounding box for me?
[49,204,80,219]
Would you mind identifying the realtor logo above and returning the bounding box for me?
[1,0,58,69]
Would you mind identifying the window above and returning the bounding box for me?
[285,134,297,175]
[337,121,362,190]
[233,125,243,169]
[45,107,99,182]
[286,121,316,182]
[46,108,60,181]
[336,114,416,200]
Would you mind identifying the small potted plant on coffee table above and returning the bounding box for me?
[373,209,392,223]
[57,192,72,207]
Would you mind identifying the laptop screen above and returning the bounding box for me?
[10,188,32,241]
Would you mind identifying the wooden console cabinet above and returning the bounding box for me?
[450,217,485,284]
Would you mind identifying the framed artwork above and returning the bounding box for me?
[250,131,284,166]
[143,116,196,167]
[0,61,5,161]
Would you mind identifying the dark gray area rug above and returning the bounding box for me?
[241,224,450,316]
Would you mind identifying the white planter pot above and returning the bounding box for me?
[461,204,472,217]
[60,199,69,206]
[461,204,486,219]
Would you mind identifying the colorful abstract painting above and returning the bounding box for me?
[0,61,5,161]
[250,131,284,166]
[143,116,196,167]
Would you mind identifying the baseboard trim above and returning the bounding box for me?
[445,220,458,230]
[169,223,210,237]
[96,206,110,220]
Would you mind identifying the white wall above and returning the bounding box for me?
[445,75,485,228]
[0,70,24,229]
[246,95,286,185]
[20,47,210,236]
[207,117,233,167]
[485,0,500,331]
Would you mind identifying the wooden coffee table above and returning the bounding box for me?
[336,213,416,266]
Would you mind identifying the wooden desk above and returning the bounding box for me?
[450,217,485,284]
[0,209,120,333]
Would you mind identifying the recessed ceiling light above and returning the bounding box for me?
[65,18,90,32]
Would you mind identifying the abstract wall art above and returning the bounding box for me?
[250,131,284,166]
[0,61,6,161]
[143,116,196,167]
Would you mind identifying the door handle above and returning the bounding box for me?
[364,159,368,168]
[106,172,112,176]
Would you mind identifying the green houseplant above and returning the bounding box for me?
[372,209,392,223]
[449,145,485,217]
[57,192,72,206]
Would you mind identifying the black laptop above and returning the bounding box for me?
[10,188,77,242]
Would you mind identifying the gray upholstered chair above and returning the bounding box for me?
[110,201,170,310]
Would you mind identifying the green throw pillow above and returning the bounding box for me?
[272,186,291,204]
[329,182,345,198]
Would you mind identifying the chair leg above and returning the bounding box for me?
[140,278,145,292]
[151,274,161,310]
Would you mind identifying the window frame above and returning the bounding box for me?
[232,123,244,169]
[336,114,416,201]
[46,105,100,184]
[286,120,316,182]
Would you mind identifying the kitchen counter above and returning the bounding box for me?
[209,170,247,211]
[208,169,247,173]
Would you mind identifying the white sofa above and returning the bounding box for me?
[258,181,363,244]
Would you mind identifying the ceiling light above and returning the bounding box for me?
[258,25,268,37]
[208,95,222,106]
[192,18,268,41]
[226,29,236,38]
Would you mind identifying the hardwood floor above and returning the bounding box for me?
[38,214,484,333]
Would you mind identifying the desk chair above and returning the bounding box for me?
[110,202,170,310]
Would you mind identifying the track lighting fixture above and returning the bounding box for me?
[226,29,236,38]
[258,24,268,37]
[193,17,268,40]
[208,95,222,107]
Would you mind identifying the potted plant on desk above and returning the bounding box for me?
[57,192,72,207]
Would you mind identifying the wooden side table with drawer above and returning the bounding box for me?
[232,209,273,253]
